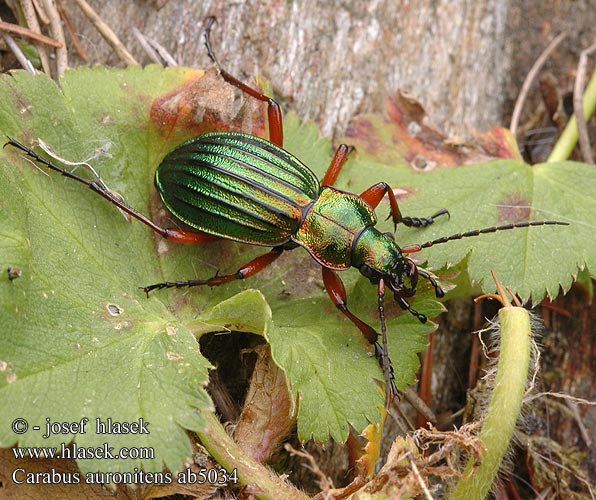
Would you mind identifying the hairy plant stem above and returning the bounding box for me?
[449,306,531,500]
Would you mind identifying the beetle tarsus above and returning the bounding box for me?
[142,277,223,295]
[142,248,284,296]
[399,208,450,228]
[204,16,220,67]
[374,342,398,399]
[376,279,398,400]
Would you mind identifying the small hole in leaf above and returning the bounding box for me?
[107,304,122,316]
[7,267,22,281]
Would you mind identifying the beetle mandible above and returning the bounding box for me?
[6,17,567,400]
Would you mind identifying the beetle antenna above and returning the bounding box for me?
[402,220,569,253]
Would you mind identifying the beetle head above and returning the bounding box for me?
[353,228,403,283]
[353,227,444,323]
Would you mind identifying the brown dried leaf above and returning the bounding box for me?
[234,345,295,463]
[344,90,522,169]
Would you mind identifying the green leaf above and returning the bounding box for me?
[396,160,595,300]
[0,67,431,473]
[341,100,595,301]
[198,289,273,336]
[3,65,585,476]
[0,67,218,474]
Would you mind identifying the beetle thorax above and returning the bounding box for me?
[352,227,404,283]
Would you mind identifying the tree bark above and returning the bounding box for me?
[64,0,510,139]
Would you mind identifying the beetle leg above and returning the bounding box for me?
[7,138,222,245]
[163,229,221,245]
[321,267,398,397]
[360,182,449,230]
[142,246,284,295]
[360,182,403,230]
[204,17,283,147]
[320,144,353,186]
[322,267,377,343]
[5,138,220,245]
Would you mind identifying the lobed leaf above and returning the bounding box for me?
[341,95,594,301]
[0,67,427,473]
[2,65,589,477]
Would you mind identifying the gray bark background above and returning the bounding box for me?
[63,0,513,140]
[59,0,596,492]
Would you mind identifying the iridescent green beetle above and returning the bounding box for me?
[6,18,567,400]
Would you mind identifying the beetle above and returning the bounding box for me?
[5,17,567,400]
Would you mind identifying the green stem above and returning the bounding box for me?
[197,411,309,500]
[547,64,596,162]
[448,307,531,500]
